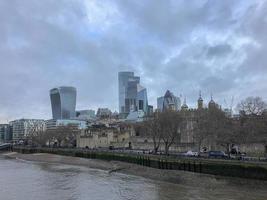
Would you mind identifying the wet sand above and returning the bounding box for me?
[2,152,267,189]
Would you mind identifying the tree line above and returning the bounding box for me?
[137,96,267,155]
[27,124,79,147]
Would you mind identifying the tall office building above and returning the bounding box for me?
[157,90,181,111]
[118,72,148,116]
[50,86,77,119]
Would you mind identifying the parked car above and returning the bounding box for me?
[231,152,247,160]
[184,150,199,157]
[208,151,228,159]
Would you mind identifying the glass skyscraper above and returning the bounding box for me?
[50,86,77,119]
[118,72,148,116]
[157,90,181,111]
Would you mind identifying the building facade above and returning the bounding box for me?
[157,90,181,111]
[76,110,96,120]
[0,124,12,143]
[45,119,87,131]
[96,108,112,118]
[118,71,148,117]
[50,86,77,119]
[9,119,46,142]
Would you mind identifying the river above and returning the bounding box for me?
[0,157,267,200]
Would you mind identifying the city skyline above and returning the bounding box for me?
[1,0,267,123]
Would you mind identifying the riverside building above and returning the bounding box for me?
[9,119,46,142]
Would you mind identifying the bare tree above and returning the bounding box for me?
[193,109,210,152]
[159,110,183,155]
[48,125,80,147]
[237,96,267,116]
[142,112,162,154]
[216,117,239,155]
[237,97,267,145]
[28,129,49,147]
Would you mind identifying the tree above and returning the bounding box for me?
[47,125,80,147]
[216,117,239,155]
[238,97,267,144]
[142,112,162,154]
[193,106,228,152]
[28,129,49,147]
[159,110,183,155]
[193,109,210,152]
[237,96,267,116]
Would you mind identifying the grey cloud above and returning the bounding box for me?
[0,0,267,122]
[206,44,232,57]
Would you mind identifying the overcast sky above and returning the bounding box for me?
[0,0,267,122]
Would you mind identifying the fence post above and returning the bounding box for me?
[188,162,191,171]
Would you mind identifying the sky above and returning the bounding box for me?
[0,0,267,122]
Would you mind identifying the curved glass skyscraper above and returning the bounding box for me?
[50,86,77,119]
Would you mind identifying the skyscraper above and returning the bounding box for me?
[157,90,181,111]
[50,86,77,119]
[118,71,148,116]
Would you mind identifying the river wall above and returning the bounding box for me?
[13,147,267,180]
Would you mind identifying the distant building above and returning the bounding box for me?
[181,97,189,111]
[208,95,219,110]
[118,72,148,117]
[96,108,112,118]
[157,90,181,111]
[50,86,77,120]
[9,119,46,141]
[0,124,12,143]
[76,110,95,120]
[197,91,204,109]
[126,110,145,122]
[147,105,153,116]
[45,119,87,131]
[157,96,164,111]
[76,124,132,149]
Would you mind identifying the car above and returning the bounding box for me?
[228,151,247,160]
[208,151,228,159]
[184,150,199,157]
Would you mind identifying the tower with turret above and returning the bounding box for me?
[197,91,203,109]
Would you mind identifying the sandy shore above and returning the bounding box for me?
[2,152,267,187]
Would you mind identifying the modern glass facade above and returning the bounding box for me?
[137,85,148,113]
[50,86,77,119]
[118,72,148,116]
[157,90,181,111]
[45,119,87,131]
[118,72,139,113]
[9,119,46,141]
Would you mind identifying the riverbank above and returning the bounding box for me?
[2,152,267,188]
[12,147,267,180]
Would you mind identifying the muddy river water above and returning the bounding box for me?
[0,157,267,200]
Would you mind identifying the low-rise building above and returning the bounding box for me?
[96,108,112,118]
[76,110,96,120]
[76,123,133,149]
[9,119,46,142]
[45,119,88,131]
